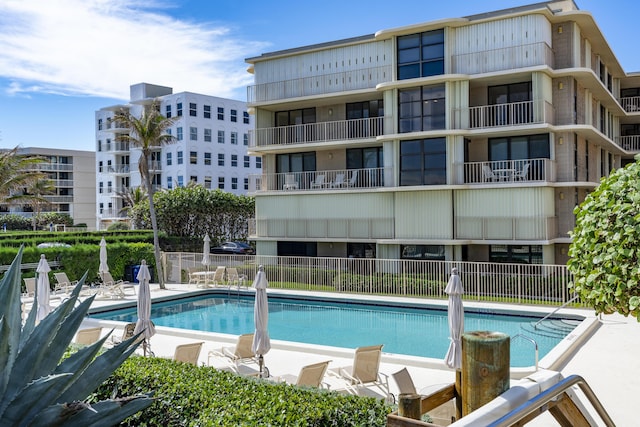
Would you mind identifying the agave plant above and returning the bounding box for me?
[0,248,152,426]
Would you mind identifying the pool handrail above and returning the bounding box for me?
[534,295,580,329]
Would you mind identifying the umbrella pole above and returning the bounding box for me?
[258,354,264,378]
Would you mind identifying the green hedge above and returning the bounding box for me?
[93,357,391,426]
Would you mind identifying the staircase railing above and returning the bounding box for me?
[534,295,580,329]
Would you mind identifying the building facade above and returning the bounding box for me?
[95,83,262,230]
[246,0,639,265]
[4,147,96,228]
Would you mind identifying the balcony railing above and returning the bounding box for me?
[107,164,130,174]
[453,100,554,129]
[247,65,391,104]
[620,96,640,113]
[53,179,74,187]
[25,163,73,172]
[457,158,555,184]
[164,252,576,306]
[616,135,640,152]
[249,117,384,147]
[451,42,554,75]
[456,216,558,240]
[248,167,388,193]
[99,209,127,218]
[148,161,162,171]
[43,195,74,203]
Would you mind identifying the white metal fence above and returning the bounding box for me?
[162,253,577,307]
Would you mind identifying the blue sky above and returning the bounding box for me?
[0,0,636,151]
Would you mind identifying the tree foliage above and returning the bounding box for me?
[568,160,640,320]
[130,186,254,244]
[0,146,46,205]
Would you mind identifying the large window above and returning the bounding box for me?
[489,134,550,161]
[401,245,445,260]
[490,245,543,264]
[166,152,172,166]
[347,243,376,258]
[277,241,317,257]
[177,103,183,117]
[176,127,183,141]
[217,107,224,120]
[190,127,197,141]
[346,100,383,119]
[275,109,316,142]
[203,105,211,118]
[243,111,250,124]
[399,85,445,133]
[190,151,197,165]
[204,128,212,142]
[346,147,383,187]
[487,82,532,125]
[230,109,237,122]
[400,138,446,185]
[177,151,183,165]
[397,29,444,80]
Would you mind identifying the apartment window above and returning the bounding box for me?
[190,175,197,183]
[231,154,238,167]
[204,105,211,118]
[218,176,225,189]
[243,133,249,146]
[190,151,197,164]
[167,176,173,189]
[230,109,237,122]
[217,107,224,120]
[165,105,172,118]
[107,181,112,193]
[98,119,103,130]
[276,108,316,126]
[204,152,211,165]
[98,161,103,173]
[231,132,238,145]
[489,134,550,162]
[397,29,444,80]
[177,151,183,165]
[204,128,212,142]
[99,182,104,193]
[190,127,197,141]
[99,202,104,214]
[256,157,262,169]
[204,176,212,189]
[177,127,183,141]
[244,155,250,167]
[105,138,111,151]
[152,174,162,186]
[399,85,445,133]
[177,176,184,187]
[490,245,543,264]
[97,140,102,152]
[107,160,112,171]
[487,81,532,125]
[231,177,238,189]
[400,138,446,185]
[166,152,172,166]
[177,102,183,116]
[348,243,376,258]
[347,100,384,119]
[166,128,172,136]
[189,102,197,117]
[218,153,225,166]
[217,130,225,144]
[244,177,249,190]
[401,245,445,260]
[243,111,250,124]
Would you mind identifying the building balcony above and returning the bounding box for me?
[249,167,388,193]
[107,164,130,174]
[26,163,73,172]
[456,158,555,185]
[455,216,558,241]
[43,195,74,203]
[616,135,640,152]
[106,142,130,152]
[99,209,128,218]
[53,179,74,187]
[249,117,384,148]
[148,161,162,171]
[453,100,554,130]
[249,217,394,240]
[620,96,640,113]
[247,65,391,104]
[451,42,554,75]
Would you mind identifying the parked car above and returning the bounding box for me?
[211,241,255,255]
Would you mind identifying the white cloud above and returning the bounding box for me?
[0,0,268,100]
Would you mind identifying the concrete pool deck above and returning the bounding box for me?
[74,283,636,426]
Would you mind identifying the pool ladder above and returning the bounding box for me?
[512,333,538,371]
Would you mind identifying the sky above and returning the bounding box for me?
[0,0,637,152]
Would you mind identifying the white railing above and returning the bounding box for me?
[148,161,162,171]
[616,135,640,152]
[99,209,127,218]
[43,195,74,203]
[162,253,577,306]
[620,96,640,113]
[249,117,384,147]
[451,42,554,75]
[248,167,388,193]
[458,158,555,184]
[455,216,558,240]
[53,179,74,187]
[453,100,554,129]
[25,163,73,172]
[247,65,392,104]
[107,164,130,174]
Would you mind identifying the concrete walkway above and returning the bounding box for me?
[74,283,634,426]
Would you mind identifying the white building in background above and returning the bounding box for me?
[2,147,96,229]
[95,83,261,230]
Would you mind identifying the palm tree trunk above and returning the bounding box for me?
[145,174,165,289]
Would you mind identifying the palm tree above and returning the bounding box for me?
[0,146,46,207]
[23,178,56,230]
[113,102,177,289]
[117,185,148,216]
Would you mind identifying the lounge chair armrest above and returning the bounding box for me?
[221,347,237,360]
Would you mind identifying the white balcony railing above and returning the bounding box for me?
[616,135,640,152]
[248,167,388,193]
[620,96,640,113]
[453,100,554,129]
[455,216,558,241]
[451,42,554,75]
[43,195,74,203]
[247,65,391,104]
[53,179,74,187]
[249,117,384,147]
[457,158,555,184]
[107,164,130,174]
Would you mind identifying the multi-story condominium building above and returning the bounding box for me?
[246,0,639,265]
[2,147,96,229]
[95,83,261,230]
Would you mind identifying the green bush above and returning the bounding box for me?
[94,357,391,426]
[108,221,131,231]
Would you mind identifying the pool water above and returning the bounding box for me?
[91,294,579,367]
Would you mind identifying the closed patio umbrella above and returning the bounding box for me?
[35,254,51,322]
[251,265,271,377]
[444,267,464,369]
[134,259,156,356]
[202,234,211,269]
[99,237,109,281]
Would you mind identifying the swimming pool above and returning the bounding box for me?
[91,291,584,367]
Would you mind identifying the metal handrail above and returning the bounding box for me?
[534,295,580,329]
[512,334,538,371]
[487,374,615,427]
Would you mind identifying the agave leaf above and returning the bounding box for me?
[1,373,73,425]
[21,290,38,346]
[56,334,142,404]
[0,247,24,399]
[0,317,10,395]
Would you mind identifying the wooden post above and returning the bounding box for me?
[461,331,510,416]
[455,369,462,420]
[398,393,421,420]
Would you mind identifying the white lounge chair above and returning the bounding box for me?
[392,367,418,395]
[226,267,247,289]
[53,272,78,294]
[75,327,103,345]
[174,342,204,365]
[310,174,326,189]
[208,333,258,373]
[100,271,136,298]
[23,277,36,297]
[329,344,391,401]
